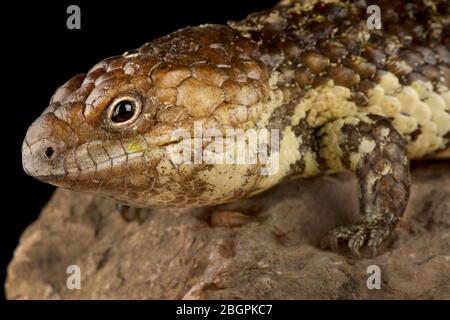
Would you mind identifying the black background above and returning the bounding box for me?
[1,0,279,300]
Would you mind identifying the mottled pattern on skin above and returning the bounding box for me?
[317,114,410,254]
[22,0,449,254]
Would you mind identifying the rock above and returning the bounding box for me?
[5,162,450,299]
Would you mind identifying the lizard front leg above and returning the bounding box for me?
[317,113,411,255]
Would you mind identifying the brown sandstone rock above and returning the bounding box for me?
[5,163,450,299]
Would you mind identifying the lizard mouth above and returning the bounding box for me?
[22,119,181,192]
[34,173,67,181]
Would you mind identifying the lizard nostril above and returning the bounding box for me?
[45,147,55,159]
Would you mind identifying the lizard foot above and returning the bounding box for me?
[116,203,151,224]
[321,220,392,256]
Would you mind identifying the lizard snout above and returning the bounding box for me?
[22,138,68,181]
[22,113,71,181]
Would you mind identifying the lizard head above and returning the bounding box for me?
[22,25,278,207]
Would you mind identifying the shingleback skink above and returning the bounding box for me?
[22,0,450,255]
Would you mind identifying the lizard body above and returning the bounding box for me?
[22,0,450,254]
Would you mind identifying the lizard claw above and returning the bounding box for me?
[321,225,357,252]
[321,221,391,257]
[116,203,151,224]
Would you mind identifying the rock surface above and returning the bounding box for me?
[6,162,450,299]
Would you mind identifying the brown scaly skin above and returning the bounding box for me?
[22,0,449,255]
[318,113,411,254]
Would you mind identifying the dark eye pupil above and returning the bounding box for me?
[111,101,135,123]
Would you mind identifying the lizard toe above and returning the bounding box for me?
[366,227,390,254]
[322,225,358,251]
[347,226,368,256]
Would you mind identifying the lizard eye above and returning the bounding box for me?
[105,94,142,129]
[112,100,135,122]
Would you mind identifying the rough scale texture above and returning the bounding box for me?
[6,162,450,299]
[22,0,450,253]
